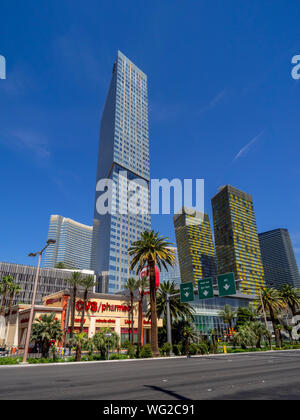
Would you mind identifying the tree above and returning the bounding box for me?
[218,305,237,335]
[154,280,195,324]
[129,231,176,356]
[258,287,285,348]
[73,332,87,362]
[232,324,257,349]
[279,284,300,317]
[67,271,82,348]
[137,275,148,346]
[93,328,120,358]
[55,262,67,269]
[30,313,63,358]
[182,324,198,355]
[79,275,97,333]
[0,276,14,315]
[124,277,139,345]
[236,305,258,327]
[5,282,21,342]
[250,321,271,349]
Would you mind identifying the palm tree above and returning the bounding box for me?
[74,332,87,362]
[233,324,257,349]
[55,262,67,269]
[129,231,176,356]
[0,275,14,315]
[218,305,237,336]
[79,275,97,333]
[93,327,120,358]
[182,324,198,355]
[279,284,300,317]
[31,313,63,358]
[67,271,82,348]
[124,277,139,345]
[258,287,285,348]
[250,321,271,349]
[154,280,195,325]
[137,276,148,346]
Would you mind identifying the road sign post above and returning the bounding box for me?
[180,282,195,303]
[217,272,236,297]
[198,277,214,300]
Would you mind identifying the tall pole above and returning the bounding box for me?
[259,288,273,351]
[22,253,42,363]
[166,293,172,345]
[22,239,56,364]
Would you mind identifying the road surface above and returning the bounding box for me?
[0,350,300,400]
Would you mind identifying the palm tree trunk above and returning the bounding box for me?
[149,259,159,356]
[80,289,87,333]
[69,285,77,346]
[75,343,81,362]
[269,307,280,347]
[130,292,134,345]
[138,292,144,346]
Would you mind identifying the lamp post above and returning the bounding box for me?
[104,332,112,360]
[22,239,56,364]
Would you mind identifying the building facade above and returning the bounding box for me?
[259,228,300,289]
[4,290,162,347]
[173,207,216,286]
[211,185,265,296]
[0,262,95,306]
[91,51,151,293]
[159,247,181,286]
[44,215,93,270]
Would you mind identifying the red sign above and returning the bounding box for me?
[96,319,115,324]
[139,265,159,295]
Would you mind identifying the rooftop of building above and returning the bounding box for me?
[211,185,253,202]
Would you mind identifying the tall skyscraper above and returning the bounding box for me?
[91,51,151,293]
[259,228,300,289]
[44,215,93,270]
[159,247,181,286]
[211,185,264,296]
[173,207,216,286]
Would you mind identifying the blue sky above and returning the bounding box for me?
[1,0,300,268]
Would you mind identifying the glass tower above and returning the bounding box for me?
[259,228,300,289]
[44,215,93,270]
[91,51,151,293]
[211,185,265,296]
[173,207,216,286]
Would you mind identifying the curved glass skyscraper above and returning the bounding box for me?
[91,51,151,293]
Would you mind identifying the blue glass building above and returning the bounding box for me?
[91,51,151,293]
[44,215,93,270]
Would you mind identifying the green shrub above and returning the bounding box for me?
[161,342,172,357]
[140,344,152,358]
[198,341,209,355]
[189,343,198,355]
[126,344,135,359]
[110,353,129,360]
[172,344,182,356]
[0,357,21,365]
[135,345,142,359]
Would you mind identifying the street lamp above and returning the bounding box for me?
[22,239,56,364]
[104,332,112,360]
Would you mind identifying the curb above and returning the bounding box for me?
[0,348,299,368]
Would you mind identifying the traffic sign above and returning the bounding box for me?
[217,272,236,296]
[180,282,195,302]
[198,277,214,300]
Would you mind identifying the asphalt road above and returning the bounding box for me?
[1,350,300,400]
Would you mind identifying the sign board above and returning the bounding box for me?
[217,272,236,297]
[180,282,195,303]
[198,277,214,300]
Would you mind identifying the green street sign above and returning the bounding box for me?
[180,282,195,303]
[198,277,214,300]
[217,272,236,297]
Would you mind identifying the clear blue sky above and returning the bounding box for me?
[1,1,300,268]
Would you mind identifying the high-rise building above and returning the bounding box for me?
[173,207,216,286]
[91,51,151,293]
[159,247,181,286]
[259,228,300,289]
[44,215,93,270]
[211,185,264,296]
